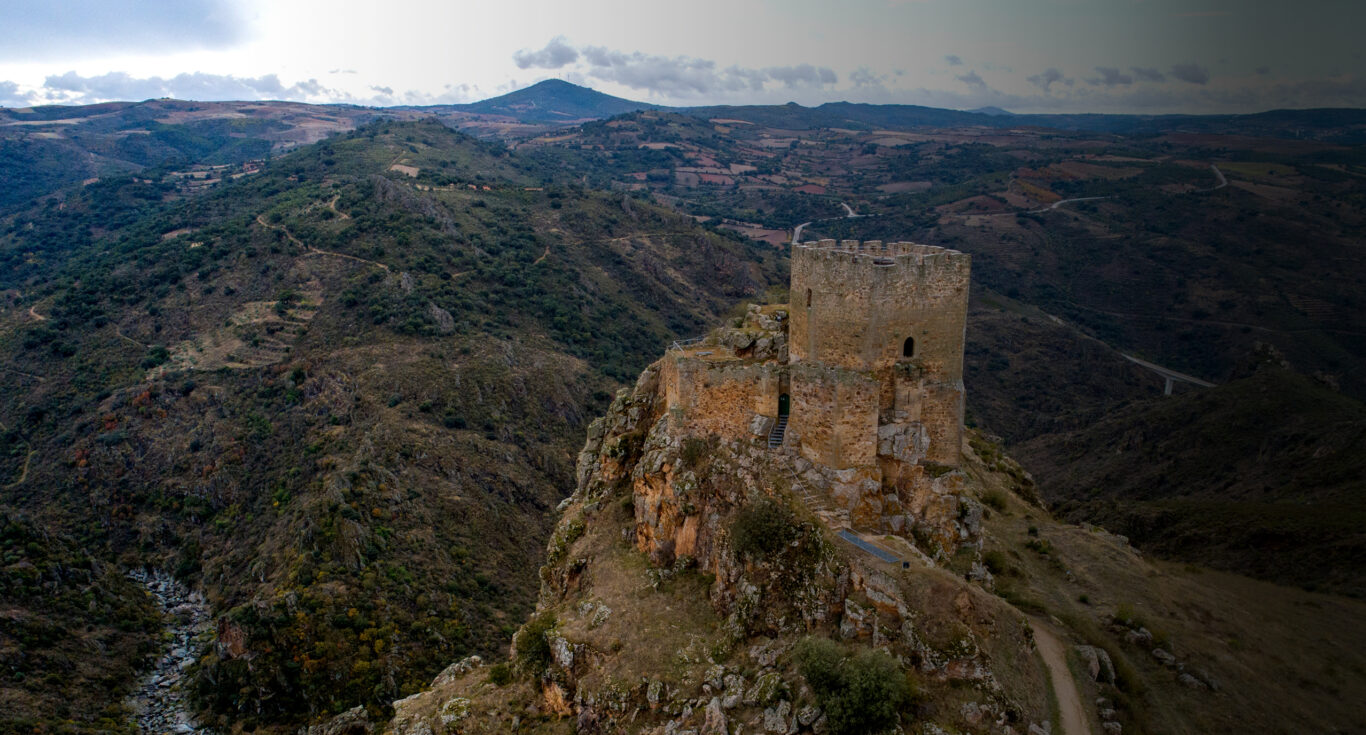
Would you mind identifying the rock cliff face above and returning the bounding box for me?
[384,352,1055,734]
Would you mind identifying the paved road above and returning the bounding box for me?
[1119,353,1215,387]
[1203,164,1227,191]
[1030,619,1092,735]
[791,201,866,244]
[1029,196,1109,214]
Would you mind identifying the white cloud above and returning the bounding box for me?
[35,71,341,105]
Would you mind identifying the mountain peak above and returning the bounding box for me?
[454,79,659,123]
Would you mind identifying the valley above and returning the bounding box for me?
[0,83,1362,733]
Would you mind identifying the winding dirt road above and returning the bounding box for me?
[255,213,389,271]
[1030,619,1091,735]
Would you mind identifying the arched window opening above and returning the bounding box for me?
[903,337,915,358]
[805,289,812,307]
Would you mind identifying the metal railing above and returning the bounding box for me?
[668,336,706,353]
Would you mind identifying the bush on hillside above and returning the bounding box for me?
[794,636,914,734]
[730,499,800,560]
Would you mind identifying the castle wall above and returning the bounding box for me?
[789,240,970,381]
[887,369,964,467]
[661,356,782,441]
[788,363,879,470]
[789,240,969,468]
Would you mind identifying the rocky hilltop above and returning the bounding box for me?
[378,306,1366,735]
[384,309,1053,733]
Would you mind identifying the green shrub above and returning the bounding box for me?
[488,662,513,686]
[731,499,799,560]
[794,637,913,734]
[981,489,1007,512]
[982,549,1009,576]
[513,612,556,675]
[679,436,709,469]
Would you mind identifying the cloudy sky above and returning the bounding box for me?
[1,0,1363,113]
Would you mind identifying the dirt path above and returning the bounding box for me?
[2,365,45,383]
[328,193,351,219]
[1030,619,1091,735]
[532,246,550,265]
[115,323,146,348]
[28,305,46,321]
[255,213,389,271]
[5,447,35,489]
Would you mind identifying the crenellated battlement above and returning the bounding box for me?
[796,238,966,261]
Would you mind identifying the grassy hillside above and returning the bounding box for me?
[0,119,779,728]
[1015,363,1366,597]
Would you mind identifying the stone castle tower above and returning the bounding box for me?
[658,238,971,533]
[788,239,969,471]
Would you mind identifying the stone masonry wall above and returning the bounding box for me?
[789,239,968,468]
[661,356,782,442]
[788,363,879,470]
[789,240,970,380]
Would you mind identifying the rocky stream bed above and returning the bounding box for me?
[126,569,215,734]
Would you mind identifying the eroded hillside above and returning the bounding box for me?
[0,120,779,730]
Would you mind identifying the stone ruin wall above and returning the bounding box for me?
[660,355,781,442]
[786,363,879,471]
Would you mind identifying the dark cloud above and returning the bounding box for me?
[40,71,337,104]
[513,40,834,98]
[850,67,883,88]
[945,55,963,66]
[0,0,246,61]
[1027,68,1071,92]
[1088,67,1134,87]
[956,71,987,90]
[512,36,579,70]
[1255,66,1272,76]
[1131,67,1165,82]
[1170,63,1210,84]
[765,64,837,88]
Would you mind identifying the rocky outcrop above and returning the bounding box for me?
[384,335,1046,735]
[125,569,214,734]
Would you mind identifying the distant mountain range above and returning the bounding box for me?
[443,79,1366,142]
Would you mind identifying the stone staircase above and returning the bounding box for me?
[778,454,834,518]
[767,415,788,448]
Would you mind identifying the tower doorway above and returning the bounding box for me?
[903,337,915,358]
[778,393,790,417]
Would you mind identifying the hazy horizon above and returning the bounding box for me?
[2,0,1363,115]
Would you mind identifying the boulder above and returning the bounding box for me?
[701,697,728,735]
